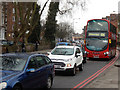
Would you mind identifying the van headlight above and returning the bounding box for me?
[0,82,7,89]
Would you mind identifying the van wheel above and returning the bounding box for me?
[79,63,83,71]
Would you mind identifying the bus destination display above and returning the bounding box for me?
[87,32,107,38]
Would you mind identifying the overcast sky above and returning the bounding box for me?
[39,0,120,34]
[75,0,120,34]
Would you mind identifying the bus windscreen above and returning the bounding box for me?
[87,20,108,31]
[86,38,108,51]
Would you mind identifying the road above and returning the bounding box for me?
[36,49,119,89]
[51,54,119,89]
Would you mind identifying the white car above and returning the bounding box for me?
[48,46,83,75]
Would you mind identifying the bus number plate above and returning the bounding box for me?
[94,55,99,58]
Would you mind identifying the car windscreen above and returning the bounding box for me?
[0,56,27,71]
[51,48,74,55]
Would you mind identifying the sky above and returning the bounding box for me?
[74,0,120,34]
[39,0,120,34]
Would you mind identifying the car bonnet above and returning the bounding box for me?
[0,70,21,82]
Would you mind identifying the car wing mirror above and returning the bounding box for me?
[75,53,81,57]
[77,53,81,56]
[47,52,51,55]
[26,68,35,73]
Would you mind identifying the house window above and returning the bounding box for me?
[13,8,15,14]
[5,18,7,23]
[12,16,15,22]
[0,28,5,40]
[12,25,14,30]
[2,13,4,25]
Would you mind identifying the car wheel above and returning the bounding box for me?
[79,63,83,71]
[13,85,22,90]
[71,66,76,76]
[46,76,52,89]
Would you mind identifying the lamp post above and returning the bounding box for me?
[73,18,80,32]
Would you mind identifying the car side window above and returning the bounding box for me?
[36,56,46,68]
[27,57,37,69]
[76,48,81,53]
[43,56,51,64]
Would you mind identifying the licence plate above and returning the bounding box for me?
[54,65,60,68]
[94,55,99,58]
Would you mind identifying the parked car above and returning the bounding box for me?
[0,53,55,90]
[56,42,71,46]
[48,46,84,76]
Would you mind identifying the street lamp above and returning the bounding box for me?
[73,18,80,32]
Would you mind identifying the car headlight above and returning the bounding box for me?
[67,64,72,67]
[0,82,7,89]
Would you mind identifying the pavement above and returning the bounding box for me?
[85,49,120,89]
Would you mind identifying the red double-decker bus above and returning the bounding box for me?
[85,19,117,59]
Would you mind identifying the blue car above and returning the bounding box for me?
[0,53,55,90]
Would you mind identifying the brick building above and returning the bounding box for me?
[102,14,120,44]
[3,2,15,41]
[1,2,22,41]
[0,2,5,40]
[102,14,118,27]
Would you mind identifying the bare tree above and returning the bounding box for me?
[56,22,74,40]
[58,0,87,15]
[12,1,50,47]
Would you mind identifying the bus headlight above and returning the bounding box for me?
[104,52,109,56]
[0,82,7,89]
[84,51,87,53]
